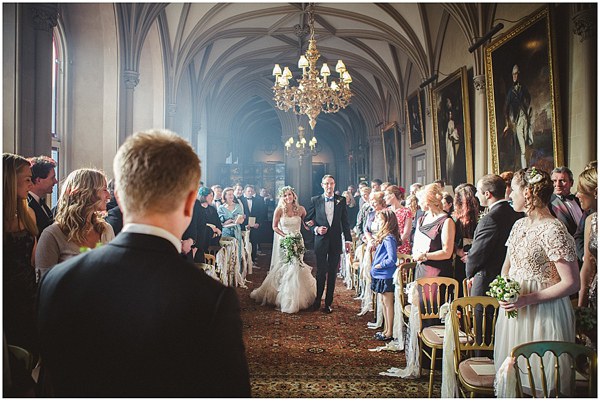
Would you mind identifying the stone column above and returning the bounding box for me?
[167,103,177,131]
[367,133,384,181]
[121,70,139,145]
[31,4,58,157]
[573,7,597,165]
[473,74,488,177]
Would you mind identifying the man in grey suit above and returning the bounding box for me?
[549,166,583,237]
[38,130,251,397]
[466,174,523,297]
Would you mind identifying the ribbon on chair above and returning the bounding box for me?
[440,302,460,398]
[216,247,228,286]
[495,356,517,398]
[343,252,353,289]
[379,281,421,378]
[243,233,253,276]
[358,249,374,316]
[368,269,405,352]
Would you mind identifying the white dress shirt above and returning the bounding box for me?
[324,194,334,226]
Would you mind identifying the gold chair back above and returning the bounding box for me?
[398,262,416,320]
[204,253,216,266]
[511,340,597,398]
[415,277,459,321]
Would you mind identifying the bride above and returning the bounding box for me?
[250,186,316,313]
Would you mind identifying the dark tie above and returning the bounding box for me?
[40,198,51,217]
[560,194,575,202]
[325,197,334,202]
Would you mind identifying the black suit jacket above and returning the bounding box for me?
[37,232,251,397]
[549,193,582,236]
[466,201,523,297]
[239,195,267,227]
[27,194,53,235]
[105,205,123,235]
[305,194,352,255]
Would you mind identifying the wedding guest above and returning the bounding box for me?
[187,187,222,263]
[412,183,456,279]
[3,154,38,355]
[494,168,579,396]
[410,188,426,244]
[240,185,266,264]
[106,179,118,211]
[27,155,57,235]
[219,187,244,268]
[381,181,391,191]
[363,191,387,250]
[211,185,223,208]
[574,161,597,264]
[576,164,597,308]
[371,209,401,342]
[105,198,124,235]
[343,190,359,229]
[35,168,114,276]
[409,182,423,196]
[371,179,382,192]
[354,186,372,240]
[433,179,445,192]
[357,182,368,207]
[384,185,413,255]
[37,129,251,397]
[549,166,583,236]
[451,183,479,296]
[441,192,454,215]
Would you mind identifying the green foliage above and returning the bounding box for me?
[280,232,305,264]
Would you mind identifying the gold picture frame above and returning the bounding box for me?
[406,89,425,149]
[381,122,400,184]
[431,66,473,186]
[485,5,562,174]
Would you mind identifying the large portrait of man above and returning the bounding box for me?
[431,66,473,186]
[381,122,400,184]
[485,5,563,174]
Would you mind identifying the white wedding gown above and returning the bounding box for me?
[250,215,317,313]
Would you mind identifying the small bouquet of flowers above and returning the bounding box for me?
[79,241,103,253]
[280,232,305,264]
[486,275,521,318]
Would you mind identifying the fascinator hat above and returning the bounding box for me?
[198,186,211,197]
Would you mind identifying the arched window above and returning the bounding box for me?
[51,23,66,207]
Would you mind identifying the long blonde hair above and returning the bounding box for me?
[373,209,401,246]
[55,168,107,243]
[277,187,300,216]
[3,153,37,236]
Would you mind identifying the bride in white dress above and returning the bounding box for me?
[250,186,317,313]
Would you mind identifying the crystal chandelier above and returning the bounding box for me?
[272,4,353,130]
[285,126,319,166]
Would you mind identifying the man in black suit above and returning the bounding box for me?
[466,174,523,297]
[549,166,583,237]
[27,156,58,235]
[37,130,251,397]
[305,175,352,313]
[240,185,267,264]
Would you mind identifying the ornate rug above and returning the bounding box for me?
[238,246,441,397]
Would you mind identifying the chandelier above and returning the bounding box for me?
[272,4,353,129]
[285,126,319,166]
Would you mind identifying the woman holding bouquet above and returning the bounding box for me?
[494,168,579,397]
[250,186,316,313]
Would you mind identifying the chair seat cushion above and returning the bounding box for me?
[422,325,469,346]
[458,358,495,389]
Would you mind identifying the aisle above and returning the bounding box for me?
[237,245,439,397]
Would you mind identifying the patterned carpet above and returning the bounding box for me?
[238,245,440,397]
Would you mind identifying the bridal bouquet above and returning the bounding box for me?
[487,275,521,318]
[280,232,305,263]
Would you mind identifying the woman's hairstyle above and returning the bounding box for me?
[277,187,300,216]
[374,209,401,246]
[577,162,597,194]
[3,153,37,235]
[405,194,419,216]
[55,168,108,243]
[342,191,355,208]
[385,185,404,202]
[360,186,372,196]
[513,167,553,212]
[417,183,443,210]
[442,192,453,205]
[222,187,235,203]
[369,191,387,208]
[500,171,514,189]
[452,183,479,239]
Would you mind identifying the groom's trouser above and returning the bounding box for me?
[315,246,341,307]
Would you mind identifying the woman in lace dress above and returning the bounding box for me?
[494,168,580,397]
[576,162,597,308]
[250,187,316,313]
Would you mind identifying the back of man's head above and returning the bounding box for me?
[478,174,506,201]
[113,130,201,217]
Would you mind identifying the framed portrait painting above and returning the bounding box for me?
[485,5,562,174]
[406,89,425,149]
[381,122,400,184]
[431,66,473,186]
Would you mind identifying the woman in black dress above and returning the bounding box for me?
[3,154,39,355]
[451,183,479,296]
[193,187,222,263]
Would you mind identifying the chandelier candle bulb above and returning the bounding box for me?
[335,60,346,74]
[320,63,330,76]
[273,64,282,76]
[298,55,309,69]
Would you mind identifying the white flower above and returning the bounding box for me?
[504,293,519,303]
[529,173,542,184]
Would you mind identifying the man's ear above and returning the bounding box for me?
[183,189,196,217]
